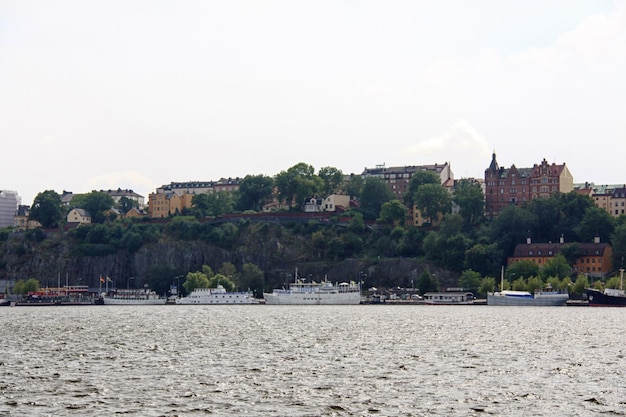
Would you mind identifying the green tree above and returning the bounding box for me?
[540,254,572,280]
[403,171,440,208]
[459,269,481,292]
[30,190,64,228]
[507,260,540,280]
[417,270,439,294]
[182,271,210,293]
[413,183,452,224]
[570,274,589,296]
[488,205,539,258]
[117,196,137,214]
[202,265,215,278]
[464,243,502,278]
[560,243,582,267]
[526,197,562,243]
[378,200,408,226]
[479,277,497,294]
[359,177,394,220]
[192,192,234,217]
[318,166,344,196]
[74,191,115,224]
[218,262,238,282]
[342,232,363,257]
[208,273,236,291]
[240,263,265,296]
[347,212,366,234]
[574,206,616,243]
[327,237,345,260]
[453,179,484,227]
[13,278,40,294]
[346,175,364,199]
[527,276,544,293]
[442,234,472,272]
[275,162,320,207]
[235,174,274,211]
[511,276,528,291]
[553,192,596,242]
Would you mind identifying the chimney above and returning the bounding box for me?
[594,236,600,244]
[560,235,564,244]
[527,237,532,244]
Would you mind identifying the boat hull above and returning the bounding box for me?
[262,292,361,305]
[176,289,258,305]
[102,297,166,305]
[585,288,626,307]
[487,293,569,306]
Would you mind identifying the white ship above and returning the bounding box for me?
[263,270,361,305]
[101,288,167,305]
[175,285,258,305]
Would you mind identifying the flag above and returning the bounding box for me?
[100,276,105,283]
[106,276,112,282]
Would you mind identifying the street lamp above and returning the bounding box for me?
[127,276,135,289]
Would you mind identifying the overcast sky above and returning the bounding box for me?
[1,1,625,205]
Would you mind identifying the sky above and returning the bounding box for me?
[1,1,625,205]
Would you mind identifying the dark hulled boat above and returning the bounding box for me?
[586,268,626,307]
[585,287,626,307]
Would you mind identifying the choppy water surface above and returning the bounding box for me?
[1,304,625,416]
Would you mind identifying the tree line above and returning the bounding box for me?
[15,161,626,296]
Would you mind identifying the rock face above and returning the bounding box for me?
[1,225,455,292]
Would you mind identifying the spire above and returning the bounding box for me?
[488,151,499,171]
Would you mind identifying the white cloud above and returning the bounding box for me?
[407,120,491,178]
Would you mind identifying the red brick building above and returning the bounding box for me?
[485,153,574,218]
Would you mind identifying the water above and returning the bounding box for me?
[1,305,625,416]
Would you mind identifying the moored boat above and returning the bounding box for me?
[487,266,569,306]
[423,291,475,305]
[101,288,167,305]
[263,269,361,305]
[176,285,258,304]
[585,268,626,307]
[487,290,569,306]
[15,285,94,306]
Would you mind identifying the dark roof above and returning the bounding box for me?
[512,242,610,258]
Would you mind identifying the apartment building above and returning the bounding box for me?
[0,190,20,228]
[485,153,574,218]
[361,162,453,200]
[573,183,626,218]
[508,238,613,279]
[148,178,240,218]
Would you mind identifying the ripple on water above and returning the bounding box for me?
[2,305,626,416]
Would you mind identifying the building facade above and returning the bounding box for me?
[485,153,574,218]
[573,183,626,218]
[0,190,20,228]
[148,178,240,218]
[508,238,613,279]
[361,162,453,200]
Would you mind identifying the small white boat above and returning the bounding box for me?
[175,285,258,305]
[101,288,167,305]
[422,291,475,305]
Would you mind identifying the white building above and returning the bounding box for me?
[0,190,20,228]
